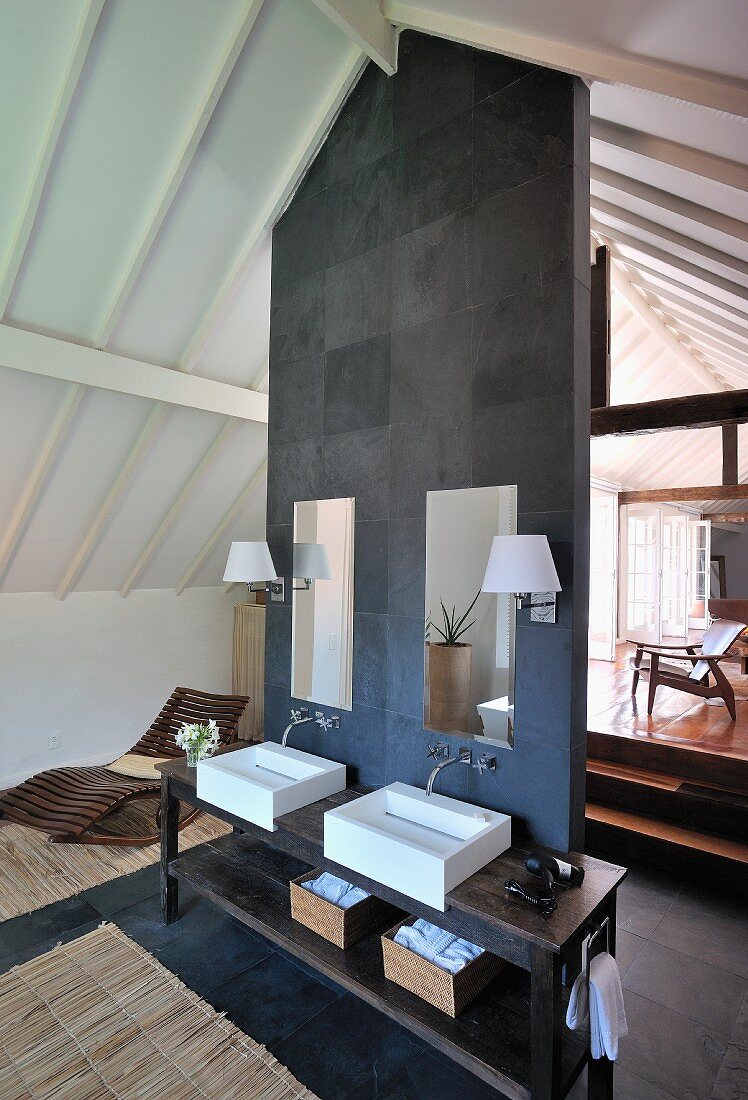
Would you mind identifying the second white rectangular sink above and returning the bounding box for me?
[324,782,511,911]
[197,743,346,831]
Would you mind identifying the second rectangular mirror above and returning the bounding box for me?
[292,497,355,711]
[424,485,517,749]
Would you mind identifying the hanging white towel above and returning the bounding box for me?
[394,919,484,974]
[301,872,370,910]
[565,952,628,1061]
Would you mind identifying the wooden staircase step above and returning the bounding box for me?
[588,729,748,794]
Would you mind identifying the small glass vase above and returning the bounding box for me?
[186,745,203,768]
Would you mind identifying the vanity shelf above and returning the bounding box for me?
[159,757,626,1099]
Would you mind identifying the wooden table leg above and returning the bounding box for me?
[531,944,562,1099]
[588,894,617,1100]
[160,775,179,924]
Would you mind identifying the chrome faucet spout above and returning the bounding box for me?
[281,714,314,748]
[426,748,472,796]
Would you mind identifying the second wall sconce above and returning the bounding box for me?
[481,534,561,623]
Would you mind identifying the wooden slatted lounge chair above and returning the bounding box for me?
[0,686,249,845]
[630,619,747,720]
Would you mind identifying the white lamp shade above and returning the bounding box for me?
[223,541,277,582]
[293,542,332,580]
[482,535,561,594]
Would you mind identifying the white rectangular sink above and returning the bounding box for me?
[197,743,346,831]
[324,782,511,911]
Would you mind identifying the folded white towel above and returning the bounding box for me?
[565,952,628,1061]
[301,872,370,910]
[394,918,484,975]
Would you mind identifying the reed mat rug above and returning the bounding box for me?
[0,804,229,922]
[0,922,318,1100]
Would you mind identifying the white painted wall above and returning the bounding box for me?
[0,587,237,788]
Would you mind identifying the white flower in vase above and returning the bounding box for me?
[176,719,221,766]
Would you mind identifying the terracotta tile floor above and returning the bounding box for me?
[588,643,748,763]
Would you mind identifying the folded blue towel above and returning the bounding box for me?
[394,918,483,974]
[301,872,370,910]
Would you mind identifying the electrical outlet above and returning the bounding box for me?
[48,732,61,750]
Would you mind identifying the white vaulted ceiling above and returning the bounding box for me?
[1,0,747,596]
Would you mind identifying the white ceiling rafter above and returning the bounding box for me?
[610,263,724,393]
[0,0,106,316]
[92,0,266,349]
[640,285,748,347]
[590,165,748,248]
[0,384,85,587]
[618,257,748,328]
[0,324,269,422]
[383,1,748,115]
[181,44,366,368]
[590,118,748,194]
[672,316,748,359]
[175,459,268,595]
[308,0,397,74]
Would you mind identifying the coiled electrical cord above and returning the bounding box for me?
[504,878,558,917]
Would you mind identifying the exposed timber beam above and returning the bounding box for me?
[619,484,748,504]
[593,198,748,284]
[590,166,748,247]
[0,385,86,586]
[309,0,397,73]
[591,389,748,437]
[0,324,268,422]
[181,46,366,366]
[723,423,739,485]
[610,263,724,393]
[119,419,241,597]
[384,2,748,115]
[704,512,748,524]
[0,0,105,314]
[590,118,748,194]
[591,244,611,408]
[175,460,267,594]
[93,0,265,347]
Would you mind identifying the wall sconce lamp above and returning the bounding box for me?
[481,535,561,623]
[292,542,332,591]
[223,541,285,602]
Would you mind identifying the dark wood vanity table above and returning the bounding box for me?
[159,758,626,1100]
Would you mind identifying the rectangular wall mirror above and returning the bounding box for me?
[424,485,517,749]
[292,497,355,711]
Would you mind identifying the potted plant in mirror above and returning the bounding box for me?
[425,593,480,733]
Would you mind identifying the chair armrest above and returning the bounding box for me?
[626,640,700,651]
[657,652,732,662]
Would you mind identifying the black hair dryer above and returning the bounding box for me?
[526,852,585,889]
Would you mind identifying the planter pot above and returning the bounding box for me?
[425,642,472,733]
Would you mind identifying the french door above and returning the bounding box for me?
[589,488,618,660]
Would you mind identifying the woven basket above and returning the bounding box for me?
[381,918,504,1017]
[290,871,400,950]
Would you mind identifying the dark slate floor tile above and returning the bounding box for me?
[354,519,389,615]
[83,863,160,918]
[353,612,388,709]
[323,425,390,521]
[473,67,575,203]
[209,951,340,1048]
[568,1065,678,1100]
[266,439,323,526]
[624,940,748,1037]
[473,52,534,106]
[617,989,728,1100]
[269,270,324,364]
[388,517,425,620]
[394,33,473,145]
[324,334,391,437]
[348,1048,497,1099]
[325,244,392,352]
[326,155,393,267]
[650,892,748,979]
[390,412,471,520]
[273,993,422,1100]
[391,308,472,426]
[325,62,393,186]
[472,167,574,306]
[392,210,472,333]
[0,895,102,961]
[471,277,575,410]
[268,354,324,447]
[157,915,274,996]
[391,111,473,239]
[272,188,328,289]
[0,942,20,974]
[615,929,647,981]
[274,945,346,994]
[712,1041,748,1100]
[111,888,216,954]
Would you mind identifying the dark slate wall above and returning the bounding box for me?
[265,33,591,852]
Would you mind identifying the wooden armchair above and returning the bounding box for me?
[630,619,747,720]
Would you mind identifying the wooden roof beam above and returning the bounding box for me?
[591,389,748,437]
[619,484,748,504]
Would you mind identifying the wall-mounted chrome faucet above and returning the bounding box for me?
[315,710,341,731]
[281,708,313,747]
[473,753,497,774]
[426,745,471,796]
